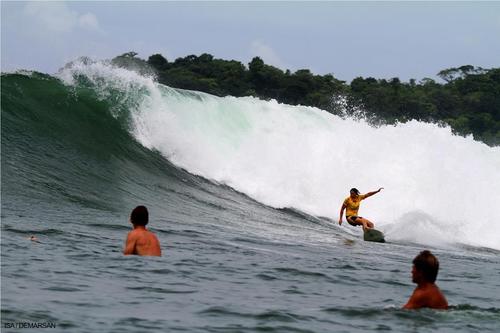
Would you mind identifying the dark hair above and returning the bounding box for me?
[350,188,360,195]
[413,250,439,283]
[130,205,149,226]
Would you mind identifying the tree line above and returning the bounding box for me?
[113,52,500,146]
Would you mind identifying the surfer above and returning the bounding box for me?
[403,250,448,310]
[338,187,383,231]
[123,206,162,257]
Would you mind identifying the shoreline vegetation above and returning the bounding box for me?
[113,52,499,146]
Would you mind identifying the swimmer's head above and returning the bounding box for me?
[350,188,360,196]
[130,205,149,226]
[412,250,439,283]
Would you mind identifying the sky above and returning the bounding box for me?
[2,1,500,82]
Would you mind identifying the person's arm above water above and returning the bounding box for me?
[363,187,384,199]
[339,202,347,225]
[123,232,137,255]
[403,288,426,309]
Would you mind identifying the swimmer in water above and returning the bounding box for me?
[123,205,161,257]
[403,250,448,310]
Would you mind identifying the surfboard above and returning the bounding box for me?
[363,228,385,243]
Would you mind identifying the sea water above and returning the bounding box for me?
[1,61,499,332]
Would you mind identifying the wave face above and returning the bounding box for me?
[3,61,500,250]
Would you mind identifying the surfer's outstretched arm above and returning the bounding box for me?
[363,187,384,199]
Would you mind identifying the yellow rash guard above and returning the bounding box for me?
[343,194,367,217]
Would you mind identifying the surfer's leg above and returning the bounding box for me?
[347,216,361,227]
[348,216,368,231]
[357,217,374,230]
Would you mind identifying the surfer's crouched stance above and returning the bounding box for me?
[338,187,383,231]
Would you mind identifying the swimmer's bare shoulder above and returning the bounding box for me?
[404,284,448,309]
[124,230,139,255]
[403,285,448,310]
[139,229,161,256]
[124,228,161,256]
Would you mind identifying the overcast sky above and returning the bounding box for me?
[2,1,500,82]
